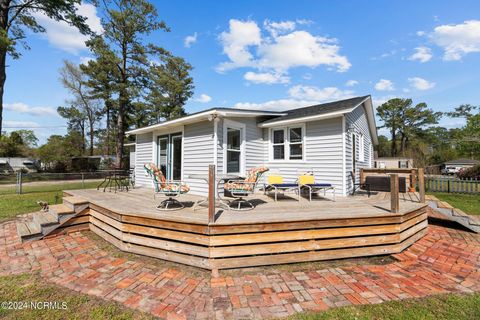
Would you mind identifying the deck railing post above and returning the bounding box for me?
[360,168,365,185]
[410,169,416,190]
[418,168,425,203]
[208,164,216,224]
[390,173,400,213]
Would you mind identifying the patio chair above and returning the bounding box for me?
[264,175,300,202]
[144,163,190,211]
[298,174,336,201]
[224,166,269,210]
[350,171,371,197]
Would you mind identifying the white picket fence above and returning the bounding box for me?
[425,176,480,194]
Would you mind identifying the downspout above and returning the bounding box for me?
[342,116,347,196]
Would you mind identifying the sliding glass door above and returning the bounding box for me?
[157,133,182,180]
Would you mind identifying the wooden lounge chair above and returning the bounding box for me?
[298,174,336,201]
[224,167,269,210]
[144,163,190,210]
[264,175,300,202]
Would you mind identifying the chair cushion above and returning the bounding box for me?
[267,175,283,184]
[245,166,269,183]
[298,175,315,185]
[161,184,190,194]
[224,182,253,192]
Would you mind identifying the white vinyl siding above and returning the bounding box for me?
[262,117,344,195]
[345,104,373,194]
[134,132,154,187]
[183,120,214,195]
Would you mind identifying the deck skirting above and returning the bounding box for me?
[74,200,428,270]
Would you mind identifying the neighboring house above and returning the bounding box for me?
[126,95,378,196]
[442,158,479,175]
[374,157,414,169]
[0,157,40,173]
[71,155,116,171]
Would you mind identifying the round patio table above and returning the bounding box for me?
[186,174,241,210]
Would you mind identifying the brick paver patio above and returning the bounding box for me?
[1,220,479,319]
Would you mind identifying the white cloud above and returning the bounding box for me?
[288,85,354,101]
[3,121,40,128]
[345,80,358,87]
[217,19,262,72]
[4,102,57,116]
[258,30,351,72]
[234,85,354,111]
[243,71,289,84]
[430,20,480,60]
[217,19,350,76]
[408,77,436,90]
[374,79,395,91]
[416,31,426,36]
[264,19,296,37]
[79,56,94,64]
[195,94,212,103]
[33,3,103,54]
[184,32,198,48]
[408,47,433,63]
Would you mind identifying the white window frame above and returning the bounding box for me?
[223,119,246,175]
[268,124,306,162]
[358,133,365,162]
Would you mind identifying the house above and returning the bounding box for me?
[126,95,378,196]
[0,157,40,173]
[374,157,414,169]
[442,158,479,174]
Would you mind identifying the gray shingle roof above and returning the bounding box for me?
[259,95,370,125]
[444,158,480,165]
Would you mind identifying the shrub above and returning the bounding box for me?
[457,164,480,180]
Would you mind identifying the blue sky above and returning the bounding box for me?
[4,0,480,143]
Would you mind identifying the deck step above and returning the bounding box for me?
[62,196,89,212]
[428,199,480,233]
[49,204,74,220]
[16,222,31,238]
[33,212,58,228]
[26,220,42,235]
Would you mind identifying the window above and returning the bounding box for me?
[399,160,409,168]
[226,128,241,173]
[289,127,303,160]
[270,126,304,161]
[272,129,285,160]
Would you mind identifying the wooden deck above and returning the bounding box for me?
[61,188,428,270]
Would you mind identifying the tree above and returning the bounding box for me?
[13,129,37,148]
[60,60,101,155]
[0,0,92,137]
[446,104,478,119]
[398,102,442,155]
[57,105,86,153]
[146,55,194,123]
[376,99,404,157]
[377,98,441,157]
[85,0,170,168]
[36,131,84,171]
[0,131,22,156]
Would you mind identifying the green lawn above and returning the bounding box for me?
[0,273,154,320]
[429,192,480,215]
[289,293,480,320]
[0,181,99,222]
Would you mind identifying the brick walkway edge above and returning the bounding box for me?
[1,221,479,319]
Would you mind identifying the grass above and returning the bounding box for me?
[0,181,99,221]
[288,293,480,320]
[0,273,155,320]
[428,192,480,215]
